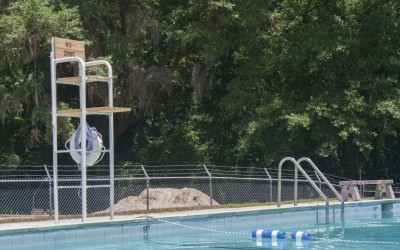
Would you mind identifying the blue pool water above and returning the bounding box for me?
[1,201,400,249]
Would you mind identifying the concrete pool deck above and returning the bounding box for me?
[0,199,396,234]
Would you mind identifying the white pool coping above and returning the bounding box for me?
[0,199,397,234]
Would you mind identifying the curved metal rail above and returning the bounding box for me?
[278,157,329,220]
[297,157,344,217]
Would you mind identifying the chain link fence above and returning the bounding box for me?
[0,164,398,221]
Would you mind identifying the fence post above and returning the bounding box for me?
[359,169,364,198]
[141,165,150,212]
[315,171,322,191]
[294,165,298,206]
[44,165,53,215]
[264,168,273,202]
[203,165,213,206]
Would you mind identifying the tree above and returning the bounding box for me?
[224,0,400,178]
[0,0,83,164]
[1,0,400,182]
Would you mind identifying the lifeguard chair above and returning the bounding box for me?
[50,37,130,223]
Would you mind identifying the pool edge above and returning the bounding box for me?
[1,199,399,234]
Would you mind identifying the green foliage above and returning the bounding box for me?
[0,153,21,166]
[225,0,400,177]
[0,0,83,67]
[32,102,74,144]
[0,0,83,165]
[1,0,400,182]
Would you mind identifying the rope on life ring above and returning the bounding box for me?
[65,123,105,167]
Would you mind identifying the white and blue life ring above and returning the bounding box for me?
[66,123,105,166]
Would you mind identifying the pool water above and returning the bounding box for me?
[1,201,400,249]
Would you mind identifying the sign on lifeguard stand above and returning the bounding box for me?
[53,37,85,60]
[50,37,131,224]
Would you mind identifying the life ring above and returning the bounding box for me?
[66,123,104,166]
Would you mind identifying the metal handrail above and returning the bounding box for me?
[297,157,344,218]
[297,158,344,201]
[278,157,329,220]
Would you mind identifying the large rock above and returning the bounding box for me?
[103,187,219,213]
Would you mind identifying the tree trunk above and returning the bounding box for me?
[343,140,358,179]
[331,0,337,13]
[119,0,127,35]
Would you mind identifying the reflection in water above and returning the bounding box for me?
[143,224,150,243]
[381,203,393,218]
[252,238,286,248]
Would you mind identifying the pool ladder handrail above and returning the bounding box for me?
[277,157,344,220]
[297,157,344,213]
[277,157,329,207]
[278,157,331,220]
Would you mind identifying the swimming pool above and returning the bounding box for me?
[1,200,399,249]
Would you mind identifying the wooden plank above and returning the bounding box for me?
[339,180,393,186]
[57,107,131,116]
[56,76,112,84]
[53,37,85,60]
[56,77,83,85]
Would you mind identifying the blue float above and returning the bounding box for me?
[252,229,269,238]
[290,231,311,240]
[252,229,311,241]
[252,229,286,239]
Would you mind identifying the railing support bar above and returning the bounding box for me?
[264,168,273,202]
[203,165,213,206]
[315,171,322,190]
[43,165,53,215]
[294,166,298,206]
[141,165,150,211]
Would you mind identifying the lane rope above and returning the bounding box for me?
[140,215,250,236]
[140,215,400,245]
[156,217,250,236]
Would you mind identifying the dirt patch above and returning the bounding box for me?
[0,214,51,223]
[102,187,219,213]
